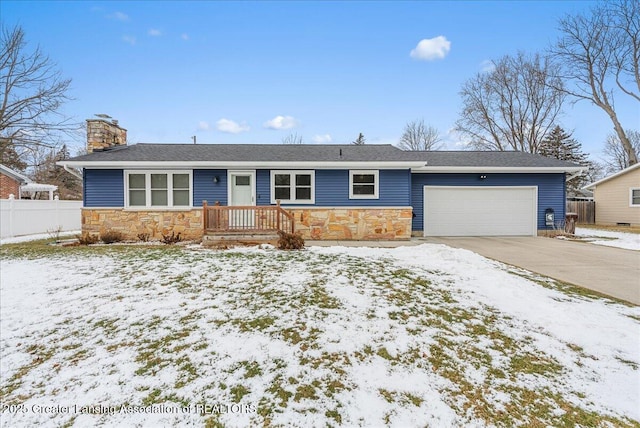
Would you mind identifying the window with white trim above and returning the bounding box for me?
[631,188,640,207]
[270,170,315,204]
[125,171,192,208]
[349,170,379,199]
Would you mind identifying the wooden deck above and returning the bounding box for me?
[203,201,295,236]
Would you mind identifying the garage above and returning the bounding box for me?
[423,186,538,237]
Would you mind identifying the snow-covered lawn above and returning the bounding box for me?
[573,227,640,251]
[1,242,638,427]
[0,231,80,246]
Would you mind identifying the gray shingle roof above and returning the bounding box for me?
[420,151,582,168]
[63,143,582,169]
[67,144,419,162]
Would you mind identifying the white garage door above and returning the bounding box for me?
[424,186,538,236]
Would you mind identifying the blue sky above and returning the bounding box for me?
[2,1,638,161]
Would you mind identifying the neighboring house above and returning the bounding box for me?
[0,164,29,199]
[0,163,58,200]
[583,163,640,227]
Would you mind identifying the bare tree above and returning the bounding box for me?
[282,132,303,144]
[455,52,565,153]
[31,144,82,200]
[602,129,640,173]
[550,0,639,164]
[398,120,441,151]
[0,24,78,164]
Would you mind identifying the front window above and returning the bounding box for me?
[349,170,379,199]
[126,171,191,208]
[151,174,168,206]
[128,174,146,206]
[271,171,315,204]
[631,188,640,207]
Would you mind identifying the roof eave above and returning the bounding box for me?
[0,164,31,183]
[411,166,585,173]
[583,162,640,190]
[57,160,426,169]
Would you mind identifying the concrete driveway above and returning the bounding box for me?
[428,237,640,305]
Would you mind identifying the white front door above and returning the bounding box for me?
[228,171,256,228]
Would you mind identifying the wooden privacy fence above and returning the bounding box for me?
[566,200,595,224]
[203,201,295,234]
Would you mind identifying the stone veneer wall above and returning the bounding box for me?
[288,207,413,240]
[82,209,203,240]
[82,207,412,241]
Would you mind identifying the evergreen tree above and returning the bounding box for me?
[352,133,366,145]
[539,126,593,195]
[0,138,27,171]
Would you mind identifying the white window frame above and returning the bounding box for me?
[124,170,193,209]
[349,170,379,199]
[630,187,640,207]
[270,170,315,204]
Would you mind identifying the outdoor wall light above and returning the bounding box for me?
[479,174,487,180]
[213,176,220,183]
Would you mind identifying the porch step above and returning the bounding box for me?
[202,232,279,247]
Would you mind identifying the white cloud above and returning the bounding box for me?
[197,121,210,131]
[263,115,298,130]
[180,33,189,41]
[122,35,136,45]
[442,128,471,150]
[148,29,162,37]
[109,11,130,21]
[216,118,249,134]
[311,134,333,144]
[480,59,496,73]
[410,36,451,61]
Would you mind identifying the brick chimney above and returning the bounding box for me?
[86,115,127,153]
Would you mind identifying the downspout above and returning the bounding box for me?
[566,169,584,182]
[63,165,83,180]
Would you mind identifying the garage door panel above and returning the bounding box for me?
[424,186,537,236]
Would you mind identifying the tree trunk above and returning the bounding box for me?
[605,105,639,165]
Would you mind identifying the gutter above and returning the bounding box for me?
[411,166,585,174]
[63,164,83,180]
[58,160,427,169]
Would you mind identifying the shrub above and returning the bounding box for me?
[47,225,63,242]
[100,230,124,244]
[137,232,150,242]
[76,233,99,245]
[277,230,305,250]
[161,232,182,245]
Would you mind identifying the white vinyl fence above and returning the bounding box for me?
[0,198,82,239]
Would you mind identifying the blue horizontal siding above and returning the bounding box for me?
[411,173,566,231]
[257,170,270,205]
[255,169,410,206]
[193,169,227,207]
[317,170,410,206]
[84,169,124,207]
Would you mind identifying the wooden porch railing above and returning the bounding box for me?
[203,200,295,234]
